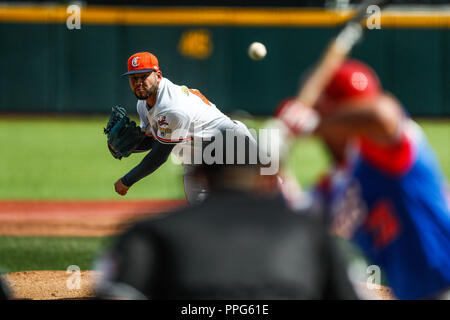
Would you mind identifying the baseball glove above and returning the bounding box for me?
[104,106,146,160]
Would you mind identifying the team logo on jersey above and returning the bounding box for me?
[157,115,169,127]
[131,57,140,67]
[159,127,172,134]
[181,86,189,96]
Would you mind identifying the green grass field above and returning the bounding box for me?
[0,116,184,200]
[1,116,449,199]
[0,116,448,273]
[0,236,112,273]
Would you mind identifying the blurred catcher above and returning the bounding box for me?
[104,51,256,204]
[95,132,358,300]
[275,59,450,300]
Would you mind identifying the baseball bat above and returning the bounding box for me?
[297,0,390,108]
[263,0,390,201]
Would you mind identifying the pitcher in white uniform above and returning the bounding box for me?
[113,51,256,204]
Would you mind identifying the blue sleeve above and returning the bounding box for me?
[121,142,175,187]
[132,136,156,153]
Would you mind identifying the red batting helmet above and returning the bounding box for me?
[322,59,381,103]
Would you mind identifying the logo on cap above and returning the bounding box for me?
[351,72,369,91]
[158,115,169,127]
[131,57,140,68]
[123,52,160,76]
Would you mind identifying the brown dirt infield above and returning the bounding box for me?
[3,271,395,300]
[0,200,186,236]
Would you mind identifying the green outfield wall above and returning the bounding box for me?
[0,6,449,116]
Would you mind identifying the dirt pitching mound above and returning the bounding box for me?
[3,270,395,300]
[3,270,102,300]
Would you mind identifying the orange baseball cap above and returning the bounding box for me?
[122,52,160,76]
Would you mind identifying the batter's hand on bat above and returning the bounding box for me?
[114,179,130,196]
[275,98,321,136]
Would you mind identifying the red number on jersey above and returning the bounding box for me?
[364,199,401,250]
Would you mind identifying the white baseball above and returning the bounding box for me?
[248,42,267,61]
